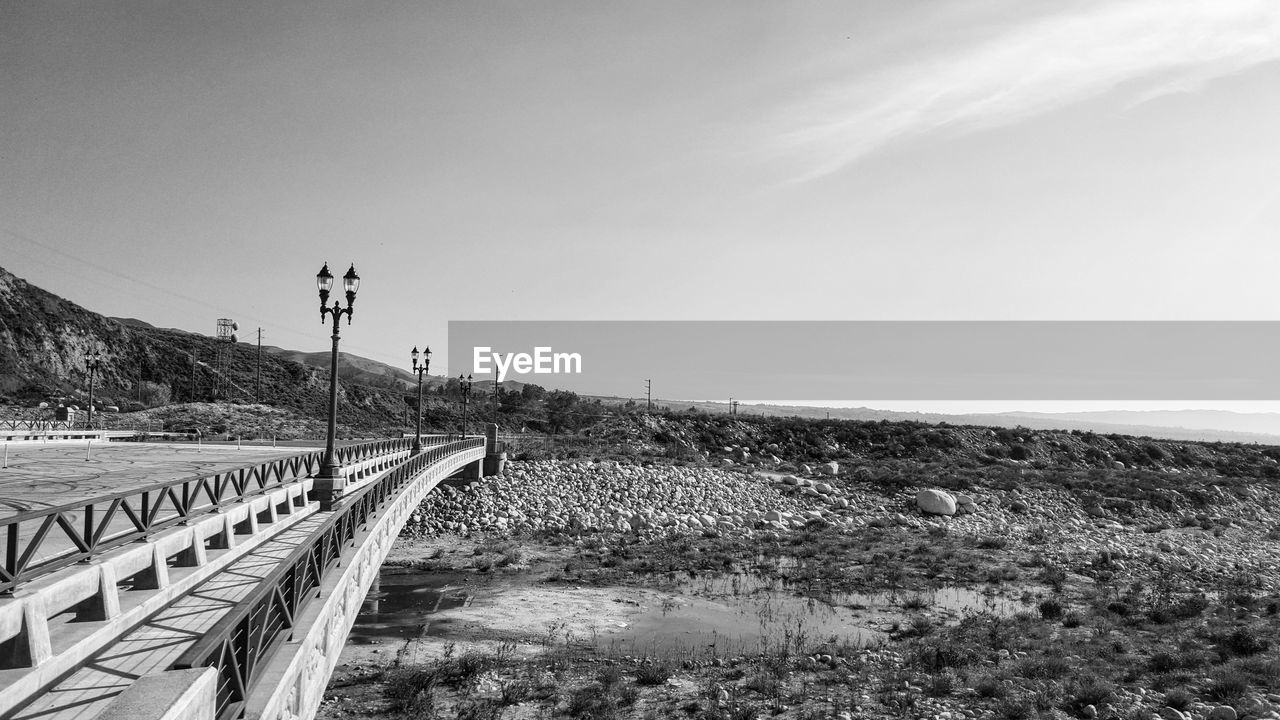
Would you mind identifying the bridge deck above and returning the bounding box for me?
[0,443,314,517]
[11,514,327,720]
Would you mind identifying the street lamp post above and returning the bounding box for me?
[314,262,360,511]
[459,373,473,438]
[411,346,431,454]
[85,350,102,429]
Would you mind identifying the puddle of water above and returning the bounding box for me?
[596,573,1034,655]
[349,569,472,643]
[348,566,1036,653]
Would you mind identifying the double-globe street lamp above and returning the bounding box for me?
[85,350,103,429]
[410,346,431,454]
[314,262,360,510]
[458,373,473,438]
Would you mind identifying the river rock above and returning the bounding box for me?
[916,489,957,516]
[1207,706,1237,720]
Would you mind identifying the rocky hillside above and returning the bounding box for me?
[0,265,407,434]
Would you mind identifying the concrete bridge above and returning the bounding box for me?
[0,431,502,720]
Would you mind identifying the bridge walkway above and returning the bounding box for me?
[12,514,327,720]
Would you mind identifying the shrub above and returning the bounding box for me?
[384,667,438,714]
[1018,655,1072,679]
[908,614,934,637]
[900,594,929,610]
[567,686,617,719]
[1062,676,1115,717]
[744,671,782,696]
[597,664,623,688]
[973,673,1009,698]
[617,684,640,706]
[1163,687,1193,711]
[496,545,524,567]
[1039,599,1065,620]
[635,660,676,686]
[996,695,1035,720]
[1203,667,1250,701]
[926,672,955,697]
[1219,627,1270,657]
[1236,656,1280,686]
[1039,563,1068,591]
[1061,612,1084,628]
[906,639,979,670]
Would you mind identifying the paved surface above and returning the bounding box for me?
[0,443,318,517]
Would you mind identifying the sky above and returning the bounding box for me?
[3,1,1280,410]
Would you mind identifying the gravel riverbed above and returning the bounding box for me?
[405,459,1280,593]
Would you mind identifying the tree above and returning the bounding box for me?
[544,389,578,434]
[137,381,171,408]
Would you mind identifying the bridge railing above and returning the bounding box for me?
[171,437,485,720]
[0,436,452,595]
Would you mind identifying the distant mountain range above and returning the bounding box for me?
[659,401,1280,446]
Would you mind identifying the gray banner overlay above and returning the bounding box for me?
[447,321,1280,401]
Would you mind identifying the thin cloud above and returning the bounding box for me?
[769,0,1280,182]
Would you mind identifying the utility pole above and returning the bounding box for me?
[255,328,262,403]
[645,379,652,412]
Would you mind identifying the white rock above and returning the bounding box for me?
[916,489,957,516]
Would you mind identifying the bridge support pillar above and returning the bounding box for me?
[483,423,506,477]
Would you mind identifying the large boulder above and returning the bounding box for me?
[820,461,839,476]
[916,489,957,516]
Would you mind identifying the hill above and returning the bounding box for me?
[263,346,420,391]
[0,265,410,435]
[264,346,529,396]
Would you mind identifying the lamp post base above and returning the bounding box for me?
[313,464,347,511]
[412,440,422,455]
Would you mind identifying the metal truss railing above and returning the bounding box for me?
[171,437,485,720]
[0,436,450,594]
